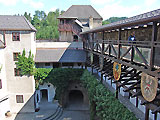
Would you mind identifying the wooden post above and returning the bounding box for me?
[131,45,134,63]
[92,33,94,51]
[96,33,98,51]
[154,112,157,120]
[102,31,105,53]
[150,22,158,70]
[116,83,118,99]
[101,73,103,83]
[101,31,105,83]
[85,63,87,69]
[136,96,139,107]
[91,66,93,74]
[82,35,85,49]
[128,92,131,99]
[145,106,149,120]
[108,44,111,56]
[91,33,94,74]
[116,28,121,99]
[118,28,121,59]
[111,79,112,86]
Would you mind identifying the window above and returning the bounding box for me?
[14,68,21,76]
[0,79,2,89]
[16,95,24,103]
[45,63,50,66]
[13,53,20,61]
[12,32,20,41]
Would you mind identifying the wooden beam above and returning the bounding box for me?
[150,22,158,70]
[118,28,121,59]
[116,82,119,99]
[134,46,149,67]
[86,50,160,78]
[111,44,118,57]
[145,106,149,120]
[121,46,132,58]
[92,33,94,51]
[154,112,157,120]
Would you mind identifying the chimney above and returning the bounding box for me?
[89,16,93,29]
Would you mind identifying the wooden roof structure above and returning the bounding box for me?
[81,8,160,34]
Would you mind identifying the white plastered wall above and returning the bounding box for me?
[4,31,36,113]
[37,83,56,103]
[0,47,10,119]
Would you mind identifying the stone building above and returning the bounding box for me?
[35,5,103,69]
[0,5,102,118]
[34,5,102,106]
[0,15,36,117]
[0,40,10,119]
[58,5,103,42]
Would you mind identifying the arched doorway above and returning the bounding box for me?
[73,35,78,42]
[41,89,48,101]
[68,90,84,105]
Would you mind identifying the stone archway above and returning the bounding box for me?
[62,82,89,110]
[68,90,84,104]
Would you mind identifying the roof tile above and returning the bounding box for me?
[0,15,36,31]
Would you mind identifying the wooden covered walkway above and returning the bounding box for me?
[81,9,160,120]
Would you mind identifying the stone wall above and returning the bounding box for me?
[2,31,36,113]
[95,25,160,41]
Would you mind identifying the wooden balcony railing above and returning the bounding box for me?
[58,24,72,32]
[58,24,82,37]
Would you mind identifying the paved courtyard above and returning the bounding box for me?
[4,100,90,120]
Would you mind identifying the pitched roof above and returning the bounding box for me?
[81,8,160,34]
[58,5,102,19]
[0,15,36,31]
[59,49,86,63]
[35,49,66,62]
[35,48,86,63]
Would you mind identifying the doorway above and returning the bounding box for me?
[41,89,48,101]
[73,35,78,42]
[69,90,83,104]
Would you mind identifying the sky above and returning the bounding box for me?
[0,0,160,20]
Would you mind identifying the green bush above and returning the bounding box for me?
[33,68,137,120]
[80,70,137,120]
[46,68,84,102]
[34,68,52,89]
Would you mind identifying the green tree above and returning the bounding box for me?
[31,9,61,40]
[24,9,65,40]
[103,17,128,25]
[16,49,34,76]
[31,15,41,28]
[24,12,32,22]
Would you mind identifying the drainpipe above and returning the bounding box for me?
[3,31,6,47]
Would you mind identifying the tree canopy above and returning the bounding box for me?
[24,9,64,40]
[102,17,127,25]
[16,49,34,76]
[24,10,127,40]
